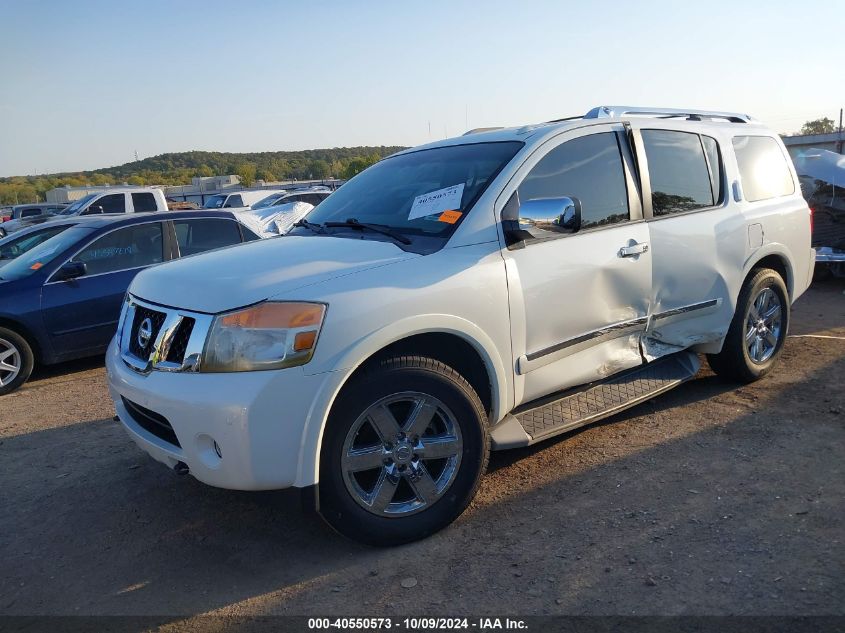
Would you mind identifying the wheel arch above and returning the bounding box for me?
[0,316,44,364]
[743,247,793,300]
[295,316,511,488]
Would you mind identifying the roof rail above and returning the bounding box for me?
[584,106,754,123]
[462,127,504,136]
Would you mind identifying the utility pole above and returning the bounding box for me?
[838,108,843,154]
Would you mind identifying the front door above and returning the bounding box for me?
[41,222,165,357]
[499,125,653,405]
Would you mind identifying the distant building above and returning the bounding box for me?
[45,184,149,204]
[782,131,844,161]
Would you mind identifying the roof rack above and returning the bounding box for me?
[462,127,505,136]
[583,106,754,123]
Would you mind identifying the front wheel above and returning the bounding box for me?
[707,268,789,383]
[318,356,489,546]
[0,327,35,396]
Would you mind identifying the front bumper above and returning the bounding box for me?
[106,338,338,490]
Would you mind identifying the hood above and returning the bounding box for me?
[130,235,419,314]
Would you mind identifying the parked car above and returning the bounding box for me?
[1,203,67,224]
[106,106,813,545]
[236,201,316,238]
[794,149,845,278]
[0,210,260,395]
[0,187,168,238]
[235,188,332,237]
[251,187,332,210]
[201,190,287,211]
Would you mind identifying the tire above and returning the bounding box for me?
[707,268,789,383]
[0,326,35,396]
[318,355,490,546]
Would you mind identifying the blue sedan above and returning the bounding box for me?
[0,210,260,394]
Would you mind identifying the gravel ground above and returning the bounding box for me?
[0,280,843,621]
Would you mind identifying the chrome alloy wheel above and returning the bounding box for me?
[745,287,783,364]
[0,337,21,387]
[341,391,463,517]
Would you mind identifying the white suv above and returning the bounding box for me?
[106,106,813,545]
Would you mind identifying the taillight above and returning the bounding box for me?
[0,215,9,223]
[809,206,814,233]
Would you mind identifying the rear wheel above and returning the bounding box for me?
[0,327,35,396]
[707,268,789,383]
[318,356,489,546]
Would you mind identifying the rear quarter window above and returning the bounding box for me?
[732,136,795,202]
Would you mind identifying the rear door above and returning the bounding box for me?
[631,123,744,356]
[40,222,167,356]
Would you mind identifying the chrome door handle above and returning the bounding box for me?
[619,242,649,257]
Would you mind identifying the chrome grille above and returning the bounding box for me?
[165,317,195,364]
[119,296,213,374]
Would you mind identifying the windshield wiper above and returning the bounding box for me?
[293,219,326,234]
[324,218,412,245]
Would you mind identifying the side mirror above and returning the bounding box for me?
[53,261,87,282]
[518,197,582,234]
[501,192,582,246]
[84,205,105,215]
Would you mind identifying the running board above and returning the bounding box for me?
[491,352,700,449]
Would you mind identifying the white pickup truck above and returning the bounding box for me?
[0,187,169,237]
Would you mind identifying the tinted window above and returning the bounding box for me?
[241,226,261,241]
[732,136,795,202]
[174,218,242,256]
[85,193,126,215]
[132,192,158,212]
[252,194,286,210]
[301,193,327,206]
[72,223,163,275]
[0,225,70,261]
[518,132,629,230]
[21,208,41,218]
[641,130,715,216]
[0,227,95,281]
[203,195,226,209]
[224,195,244,208]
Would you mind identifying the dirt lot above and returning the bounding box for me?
[1,280,843,621]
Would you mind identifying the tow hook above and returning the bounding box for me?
[174,461,190,476]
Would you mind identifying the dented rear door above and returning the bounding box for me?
[630,124,744,358]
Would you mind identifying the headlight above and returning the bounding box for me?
[201,301,326,372]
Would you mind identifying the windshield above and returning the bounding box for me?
[252,193,287,210]
[294,142,522,244]
[203,195,227,209]
[0,224,72,262]
[58,194,97,215]
[0,226,94,282]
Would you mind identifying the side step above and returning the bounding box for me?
[491,352,700,449]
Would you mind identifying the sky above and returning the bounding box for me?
[1,0,843,177]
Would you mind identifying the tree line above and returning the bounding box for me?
[0,146,406,205]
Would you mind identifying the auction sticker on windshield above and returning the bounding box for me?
[408,184,464,220]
